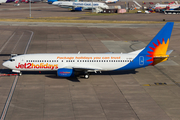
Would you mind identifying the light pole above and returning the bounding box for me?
[92,0,93,13]
[29,0,31,18]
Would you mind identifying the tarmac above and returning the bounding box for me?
[0,1,180,120]
[0,23,180,120]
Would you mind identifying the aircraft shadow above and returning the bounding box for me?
[46,75,80,82]
[0,69,137,82]
[90,69,138,76]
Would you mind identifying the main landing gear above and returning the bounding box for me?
[19,72,22,76]
[84,74,89,79]
[84,71,89,79]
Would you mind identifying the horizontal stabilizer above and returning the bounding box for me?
[166,50,173,55]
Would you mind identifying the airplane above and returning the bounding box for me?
[2,22,174,79]
[105,0,119,4]
[152,2,180,10]
[6,0,15,3]
[52,1,109,11]
[0,0,7,5]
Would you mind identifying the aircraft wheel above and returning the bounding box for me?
[19,72,22,76]
[84,74,89,79]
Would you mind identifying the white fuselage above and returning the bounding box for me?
[152,3,180,9]
[105,0,118,4]
[52,1,109,9]
[3,53,138,72]
[0,0,7,4]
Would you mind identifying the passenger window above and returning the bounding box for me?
[62,60,63,62]
[45,60,46,62]
[49,60,51,62]
[57,60,58,62]
[26,60,28,62]
[66,60,68,62]
[77,60,79,62]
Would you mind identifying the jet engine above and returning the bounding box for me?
[57,68,74,77]
[74,7,83,11]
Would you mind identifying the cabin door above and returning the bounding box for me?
[139,56,144,66]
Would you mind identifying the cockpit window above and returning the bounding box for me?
[10,59,15,62]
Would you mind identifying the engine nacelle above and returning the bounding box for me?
[74,7,83,11]
[57,68,73,77]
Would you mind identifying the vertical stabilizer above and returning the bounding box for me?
[118,22,174,70]
[139,22,174,65]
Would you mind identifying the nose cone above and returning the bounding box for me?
[52,1,58,5]
[2,61,9,68]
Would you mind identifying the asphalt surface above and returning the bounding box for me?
[0,24,179,120]
[0,1,180,120]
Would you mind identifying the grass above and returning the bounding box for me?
[125,10,145,14]
[82,12,119,16]
[27,17,81,20]
[0,18,175,24]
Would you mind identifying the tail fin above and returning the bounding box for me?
[140,22,174,65]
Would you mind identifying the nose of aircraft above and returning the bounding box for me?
[52,1,58,5]
[2,61,9,68]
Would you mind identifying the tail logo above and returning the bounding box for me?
[146,38,169,65]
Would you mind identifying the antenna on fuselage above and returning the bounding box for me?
[78,51,80,54]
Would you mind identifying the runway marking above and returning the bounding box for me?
[11,32,24,53]
[0,31,34,120]
[24,31,33,54]
[104,28,120,40]
[0,76,18,120]
[0,32,15,53]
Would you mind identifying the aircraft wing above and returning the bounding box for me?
[73,67,102,71]
[60,65,102,71]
